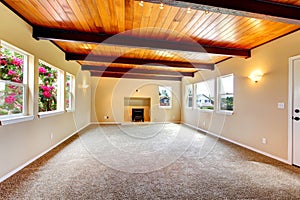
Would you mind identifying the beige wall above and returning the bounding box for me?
[182,30,300,160]
[91,77,181,123]
[0,4,91,179]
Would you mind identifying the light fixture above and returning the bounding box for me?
[139,0,144,7]
[248,70,263,83]
[204,10,210,15]
[186,7,192,14]
[159,2,164,9]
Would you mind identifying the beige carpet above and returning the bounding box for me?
[1,123,300,199]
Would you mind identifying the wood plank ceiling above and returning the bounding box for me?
[1,0,300,81]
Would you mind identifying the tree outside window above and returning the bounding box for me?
[0,42,27,117]
[218,74,234,111]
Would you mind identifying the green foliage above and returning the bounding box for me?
[38,62,58,112]
[221,96,233,111]
[0,47,24,116]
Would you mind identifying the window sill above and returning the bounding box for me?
[0,115,34,126]
[216,110,234,115]
[38,110,65,119]
[196,109,214,113]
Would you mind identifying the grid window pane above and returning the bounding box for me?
[0,42,27,118]
[218,74,234,111]
[195,79,215,110]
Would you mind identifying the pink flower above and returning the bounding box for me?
[8,69,16,75]
[0,59,7,65]
[39,67,47,74]
[43,91,51,98]
[11,57,23,67]
[40,85,50,91]
[4,95,16,104]
[12,76,22,83]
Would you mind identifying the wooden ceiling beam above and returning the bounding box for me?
[33,26,250,58]
[141,0,300,25]
[90,71,182,81]
[67,53,215,70]
[82,65,194,77]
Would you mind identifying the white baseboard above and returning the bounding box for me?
[91,121,180,125]
[90,122,122,125]
[182,122,290,165]
[0,122,91,183]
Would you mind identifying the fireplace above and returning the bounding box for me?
[132,108,144,122]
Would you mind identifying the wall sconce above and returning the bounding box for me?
[248,70,263,83]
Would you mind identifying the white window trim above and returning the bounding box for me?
[66,72,75,112]
[0,40,33,121]
[194,79,215,111]
[38,110,65,119]
[217,73,234,113]
[186,84,193,109]
[38,60,64,114]
[0,115,34,126]
[159,86,172,109]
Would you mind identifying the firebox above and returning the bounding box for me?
[132,108,144,122]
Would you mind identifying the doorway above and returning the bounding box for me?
[289,55,300,167]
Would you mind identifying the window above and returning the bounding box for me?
[0,41,29,118]
[195,79,215,110]
[66,73,75,111]
[218,74,234,112]
[38,60,64,114]
[158,86,172,108]
[186,84,193,108]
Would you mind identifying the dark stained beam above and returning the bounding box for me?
[141,0,300,25]
[67,53,214,70]
[33,26,250,58]
[90,71,182,81]
[82,65,195,77]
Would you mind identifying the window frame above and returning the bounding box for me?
[217,74,234,115]
[0,40,34,124]
[194,79,215,111]
[158,86,172,109]
[38,59,64,118]
[66,72,75,112]
[186,84,193,109]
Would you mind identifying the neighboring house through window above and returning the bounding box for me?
[158,86,172,108]
[195,79,215,110]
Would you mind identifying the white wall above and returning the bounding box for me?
[91,77,181,123]
[0,3,91,179]
[182,30,300,161]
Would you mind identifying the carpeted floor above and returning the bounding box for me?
[1,123,300,199]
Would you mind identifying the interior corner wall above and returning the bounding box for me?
[91,77,181,123]
[182,30,300,161]
[0,3,91,179]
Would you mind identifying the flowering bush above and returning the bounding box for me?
[66,75,71,109]
[38,62,58,112]
[0,47,24,116]
[0,54,23,83]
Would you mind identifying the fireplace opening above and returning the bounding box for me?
[132,108,144,122]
